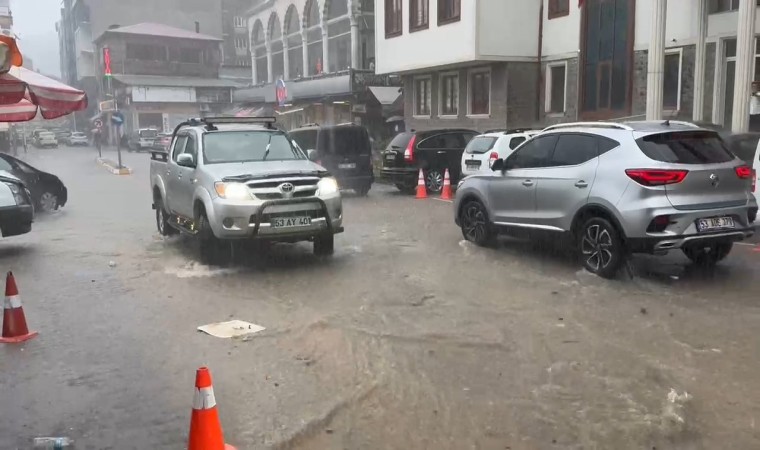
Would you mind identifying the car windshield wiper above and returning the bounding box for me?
[262,133,273,161]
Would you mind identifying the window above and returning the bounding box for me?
[636,131,734,164]
[550,134,598,166]
[234,37,248,49]
[464,136,497,154]
[385,0,402,38]
[414,76,431,116]
[548,0,570,19]
[179,48,202,64]
[546,63,566,113]
[410,0,429,31]
[439,73,459,116]
[126,43,166,61]
[0,156,13,172]
[469,69,490,116]
[184,135,198,161]
[234,16,246,28]
[709,0,760,14]
[509,136,527,150]
[438,0,460,25]
[172,135,189,161]
[509,135,558,169]
[663,51,681,110]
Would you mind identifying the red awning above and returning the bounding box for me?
[0,66,88,122]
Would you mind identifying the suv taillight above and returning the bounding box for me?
[404,135,417,163]
[735,165,752,179]
[625,169,689,186]
[488,151,499,167]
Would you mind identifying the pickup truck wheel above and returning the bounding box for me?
[197,211,232,266]
[313,233,334,256]
[155,198,177,236]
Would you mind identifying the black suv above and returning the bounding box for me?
[381,129,478,194]
[289,123,374,196]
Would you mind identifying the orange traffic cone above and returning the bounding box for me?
[0,272,38,344]
[188,367,236,450]
[415,168,427,199]
[441,168,453,200]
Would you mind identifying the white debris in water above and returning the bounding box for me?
[663,388,691,426]
[197,319,265,338]
[108,261,116,268]
[165,261,241,278]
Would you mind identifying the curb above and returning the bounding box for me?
[96,158,132,175]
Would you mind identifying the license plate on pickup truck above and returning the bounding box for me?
[696,216,735,232]
[272,217,312,228]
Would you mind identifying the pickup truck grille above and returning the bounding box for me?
[247,177,319,200]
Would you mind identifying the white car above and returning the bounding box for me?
[460,129,540,176]
[35,132,58,148]
[66,132,88,146]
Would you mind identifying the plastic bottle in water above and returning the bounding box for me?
[33,437,73,449]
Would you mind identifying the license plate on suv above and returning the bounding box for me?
[272,217,312,228]
[338,163,356,169]
[696,216,735,232]
[465,160,481,167]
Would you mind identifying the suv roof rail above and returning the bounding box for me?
[542,122,634,132]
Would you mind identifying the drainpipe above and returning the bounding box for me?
[536,0,544,124]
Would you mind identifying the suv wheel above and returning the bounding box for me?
[314,233,334,256]
[682,242,732,266]
[460,200,495,246]
[578,217,623,279]
[197,210,232,266]
[155,198,177,236]
[425,169,444,193]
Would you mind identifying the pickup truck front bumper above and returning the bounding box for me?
[209,195,343,240]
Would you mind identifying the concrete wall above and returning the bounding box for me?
[541,0,581,58]
[85,0,223,42]
[403,62,539,133]
[477,0,540,59]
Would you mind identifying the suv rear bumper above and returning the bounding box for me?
[628,227,755,253]
[381,167,417,185]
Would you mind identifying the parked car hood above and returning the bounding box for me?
[205,160,329,182]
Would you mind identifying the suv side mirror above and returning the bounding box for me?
[491,158,505,172]
[176,153,195,167]
[307,149,318,162]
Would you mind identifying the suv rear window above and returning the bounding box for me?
[289,129,318,152]
[317,127,370,155]
[636,131,735,164]
[465,136,497,154]
[386,132,413,150]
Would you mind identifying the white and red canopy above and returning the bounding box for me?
[0,66,88,122]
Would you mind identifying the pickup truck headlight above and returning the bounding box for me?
[316,177,339,196]
[4,182,28,205]
[214,182,251,200]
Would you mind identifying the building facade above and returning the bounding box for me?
[94,23,238,134]
[57,0,224,126]
[220,0,255,83]
[235,0,402,140]
[376,0,760,133]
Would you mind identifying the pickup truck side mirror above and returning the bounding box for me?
[491,158,505,172]
[176,153,195,168]
[306,149,318,162]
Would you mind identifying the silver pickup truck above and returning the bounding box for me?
[150,117,343,264]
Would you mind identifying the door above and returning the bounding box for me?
[534,133,604,230]
[488,135,558,225]
[173,133,199,218]
[166,134,189,216]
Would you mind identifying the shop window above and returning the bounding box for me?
[546,63,566,113]
[440,73,459,116]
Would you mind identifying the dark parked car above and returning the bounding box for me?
[0,153,67,212]
[289,123,374,196]
[381,129,478,193]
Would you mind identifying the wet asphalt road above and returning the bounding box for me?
[1,146,760,450]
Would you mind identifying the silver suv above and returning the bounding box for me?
[454,121,758,278]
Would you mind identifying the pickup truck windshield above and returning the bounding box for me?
[203,131,304,164]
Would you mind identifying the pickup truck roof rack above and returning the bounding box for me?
[173,116,277,135]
